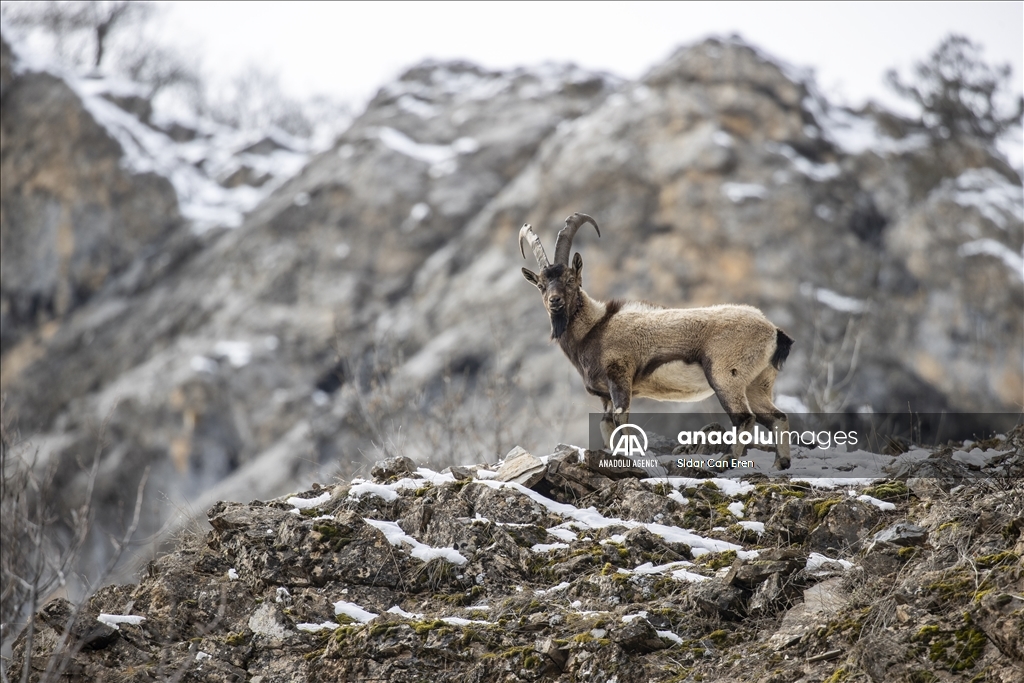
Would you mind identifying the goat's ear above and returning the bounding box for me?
[572,252,583,278]
[522,267,541,289]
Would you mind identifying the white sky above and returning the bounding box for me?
[162,0,1023,118]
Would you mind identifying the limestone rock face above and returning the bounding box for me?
[407,39,1021,420]
[1,35,1021,597]
[1,41,182,350]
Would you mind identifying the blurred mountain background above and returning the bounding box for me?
[1,1,1021,627]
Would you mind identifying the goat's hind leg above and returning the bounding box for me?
[707,371,755,460]
[769,414,791,470]
[747,366,790,470]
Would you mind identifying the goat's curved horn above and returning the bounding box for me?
[553,212,600,265]
[519,224,550,268]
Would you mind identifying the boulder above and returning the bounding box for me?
[371,456,417,481]
[613,616,667,653]
[725,547,807,589]
[808,499,881,554]
[872,522,928,547]
[689,579,746,621]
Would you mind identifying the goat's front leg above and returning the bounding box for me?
[606,362,633,432]
[599,396,615,448]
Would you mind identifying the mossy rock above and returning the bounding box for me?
[925,571,992,604]
[459,627,499,648]
[912,620,987,672]
[367,622,400,638]
[975,551,1018,569]
[823,668,849,683]
[754,483,809,499]
[223,630,248,646]
[897,546,922,562]
[698,550,737,570]
[706,629,732,646]
[411,619,447,635]
[434,584,484,606]
[862,480,910,501]
[331,624,362,643]
[812,497,844,520]
[825,608,870,638]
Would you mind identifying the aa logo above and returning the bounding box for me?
[610,424,648,457]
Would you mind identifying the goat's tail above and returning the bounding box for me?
[771,328,794,371]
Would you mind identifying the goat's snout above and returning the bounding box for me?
[548,294,564,309]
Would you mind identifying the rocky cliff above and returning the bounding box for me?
[11,431,1024,681]
[1,32,1022,604]
[0,36,182,352]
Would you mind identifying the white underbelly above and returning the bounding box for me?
[634,361,715,403]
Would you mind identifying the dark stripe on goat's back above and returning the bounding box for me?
[603,299,624,319]
[578,299,623,347]
[637,351,703,381]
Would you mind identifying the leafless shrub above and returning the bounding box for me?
[0,399,149,682]
[331,324,545,478]
[197,64,350,139]
[2,2,350,142]
[339,337,411,468]
[119,42,202,100]
[887,34,1024,143]
[2,1,151,70]
[803,315,862,413]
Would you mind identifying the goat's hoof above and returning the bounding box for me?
[773,457,791,471]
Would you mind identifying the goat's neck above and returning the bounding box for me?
[559,289,605,349]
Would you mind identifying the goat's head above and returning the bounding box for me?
[519,213,600,339]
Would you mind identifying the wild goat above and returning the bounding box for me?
[520,213,794,469]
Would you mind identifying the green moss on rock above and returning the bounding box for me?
[813,498,844,520]
[975,551,1018,569]
[862,481,910,501]
[823,667,848,683]
[699,550,737,570]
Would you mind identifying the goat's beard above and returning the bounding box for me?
[549,309,568,339]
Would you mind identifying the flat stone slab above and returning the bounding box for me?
[496,447,547,487]
[768,578,850,650]
[803,577,850,614]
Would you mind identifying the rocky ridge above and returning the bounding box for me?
[12,427,1024,681]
